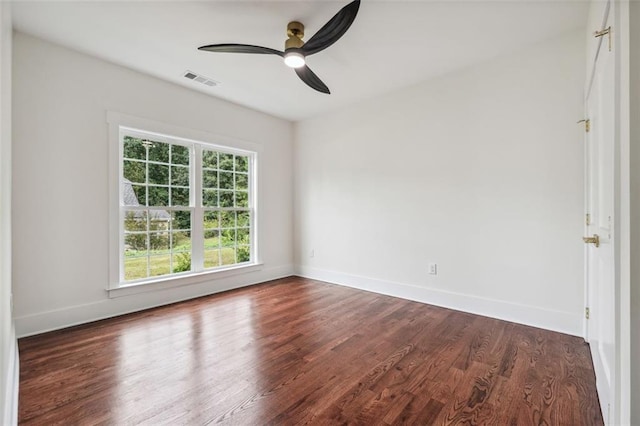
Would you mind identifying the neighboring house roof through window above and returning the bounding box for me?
[122,178,171,220]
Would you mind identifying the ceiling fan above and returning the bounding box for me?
[198,0,361,94]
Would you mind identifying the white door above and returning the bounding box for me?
[584,3,615,424]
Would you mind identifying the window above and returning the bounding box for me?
[117,126,256,286]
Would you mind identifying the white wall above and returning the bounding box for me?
[12,32,294,337]
[0,3,17,425]
[629,2,639,423]
[294,30,586,336]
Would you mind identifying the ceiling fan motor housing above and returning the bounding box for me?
[285,21,305,50]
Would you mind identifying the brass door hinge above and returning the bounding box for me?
[585,307,590,320]
[583,234,600,248]
[577,119,590,132]
[594,26,612,51]
[586,213,591,226]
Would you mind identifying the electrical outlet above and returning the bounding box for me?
[428,263,437,275]
[310,249,315,258]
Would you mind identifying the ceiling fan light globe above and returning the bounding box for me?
[284,52,306,68]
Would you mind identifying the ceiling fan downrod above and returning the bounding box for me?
[285,21,305,50]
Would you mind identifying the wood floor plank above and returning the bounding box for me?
[18,277,603,425]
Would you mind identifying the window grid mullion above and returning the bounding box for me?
[168,145,173,275]
[145,145,150,207]
[218,207,222,267]
[146,209,151,278]
[249,154,256,263]
[192,144,204,272]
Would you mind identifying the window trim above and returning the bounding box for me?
[107,111,262,295]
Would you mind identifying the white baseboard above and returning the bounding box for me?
[15,262,582,339]
[15,264,294,338]
[3,328,18,426]
[296,266,582,337]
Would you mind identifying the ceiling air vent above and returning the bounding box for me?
[183,70,219,87]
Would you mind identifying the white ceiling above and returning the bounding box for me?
[11,1,588,121]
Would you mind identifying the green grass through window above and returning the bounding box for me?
[124,237,247,281]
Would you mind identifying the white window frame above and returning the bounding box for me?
[107,112,262,297]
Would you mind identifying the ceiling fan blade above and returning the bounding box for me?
[295,65,330,94]
[301,0,360,56]
[198,44,284,57]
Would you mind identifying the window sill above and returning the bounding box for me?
[107,262,264,298]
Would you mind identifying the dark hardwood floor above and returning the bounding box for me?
[18,277,603,425]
